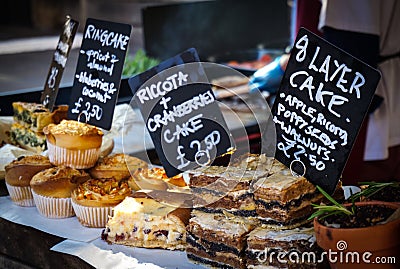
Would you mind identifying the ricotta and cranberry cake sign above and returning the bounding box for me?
[41,16,78,112]
[271,28,380,194]
[68,18,131,130]
[128,48,232,178]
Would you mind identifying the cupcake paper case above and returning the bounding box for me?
[43,120,103,169]
[30,166,90,218]
[71,178,132,228]
[5,155,53,207]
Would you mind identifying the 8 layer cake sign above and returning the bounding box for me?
[272,28,381,194]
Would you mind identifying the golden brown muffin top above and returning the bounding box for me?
[72,178,131,203]
[94,153,147,169]
[44,120,103,136]
[30,166,90,186]
[6,155,51,168]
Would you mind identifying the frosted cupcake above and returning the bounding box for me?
[43,120,103,169]
[71,178,132,227]
[30,166,90,218]
[5,155,53,206]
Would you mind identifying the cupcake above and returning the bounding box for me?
[128,167,170,191]
[30,166,90,218]
[43,120,103,169]
[5,155,53,206]
[71,178,132,227]
[89,153,148,181]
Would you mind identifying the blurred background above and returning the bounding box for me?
[0,0,292,93]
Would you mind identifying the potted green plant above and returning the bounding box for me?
[310,185,400,269]
[350,181,400,203]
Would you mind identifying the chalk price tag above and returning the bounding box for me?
[129,48,232,177]
[41,16,78,111]
[68,18,132,130]
[271,28,380,194]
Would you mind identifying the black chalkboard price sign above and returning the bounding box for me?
[41,16,78,111]
[271,28,381,194]
[68,18,132,130]
[129,48,232,177]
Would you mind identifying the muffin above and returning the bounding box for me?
[30,166,90,218]
[89,153,148,181]
[71,178,132,227]
[5,155,53,206]
[127,167,187,191]
[43,120,103,169]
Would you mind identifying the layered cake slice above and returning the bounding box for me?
[189,166,268,216]
[246,226,320,268]
[252,170,323,229]
[101,191,191,250]
[186,210,257,269]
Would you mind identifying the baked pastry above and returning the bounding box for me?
[71,178,132,227]
[127,168,169,191]
[5,155,53,206]
[246,227,320,268]
[30,166,90,218]
[186,210,257,269]
[233,153,287,174]
[89,153,148,181]
[189,166,267,215]
[252,170,324,229]
[12,102,68,132]
[43,120,103,169]
[128,167,186,191]
[9,122,47,153]
[101,191,191,250]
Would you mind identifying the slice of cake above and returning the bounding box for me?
[186,210,257,269]
[12,102,68,132]
[246,226,320,268]
[9,122,47,153]
[189,166,267,216]
[101,191,191,250]
[252,170,323,229]
[10,102,68,153]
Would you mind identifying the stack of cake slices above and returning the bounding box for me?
[9,102,68,153]
[189,165,268,217]
[186,210,257,269]
[246,227,321,268]
[186,154,340,268]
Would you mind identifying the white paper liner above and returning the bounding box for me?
[5,182,35,207]
[47,142,100,169]
[32,190,75,218]
[71,199,113,228]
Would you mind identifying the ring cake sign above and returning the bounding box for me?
[271,28,381,194]
[68,18,132,130]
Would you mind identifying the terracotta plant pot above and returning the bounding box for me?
[314,201,400,269]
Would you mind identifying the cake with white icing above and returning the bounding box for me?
[101,191,191,250]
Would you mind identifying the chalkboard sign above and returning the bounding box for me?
[41,16,78,111]
[271,28,380,194]
[129,48,232,177]
[68,18,132,130]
